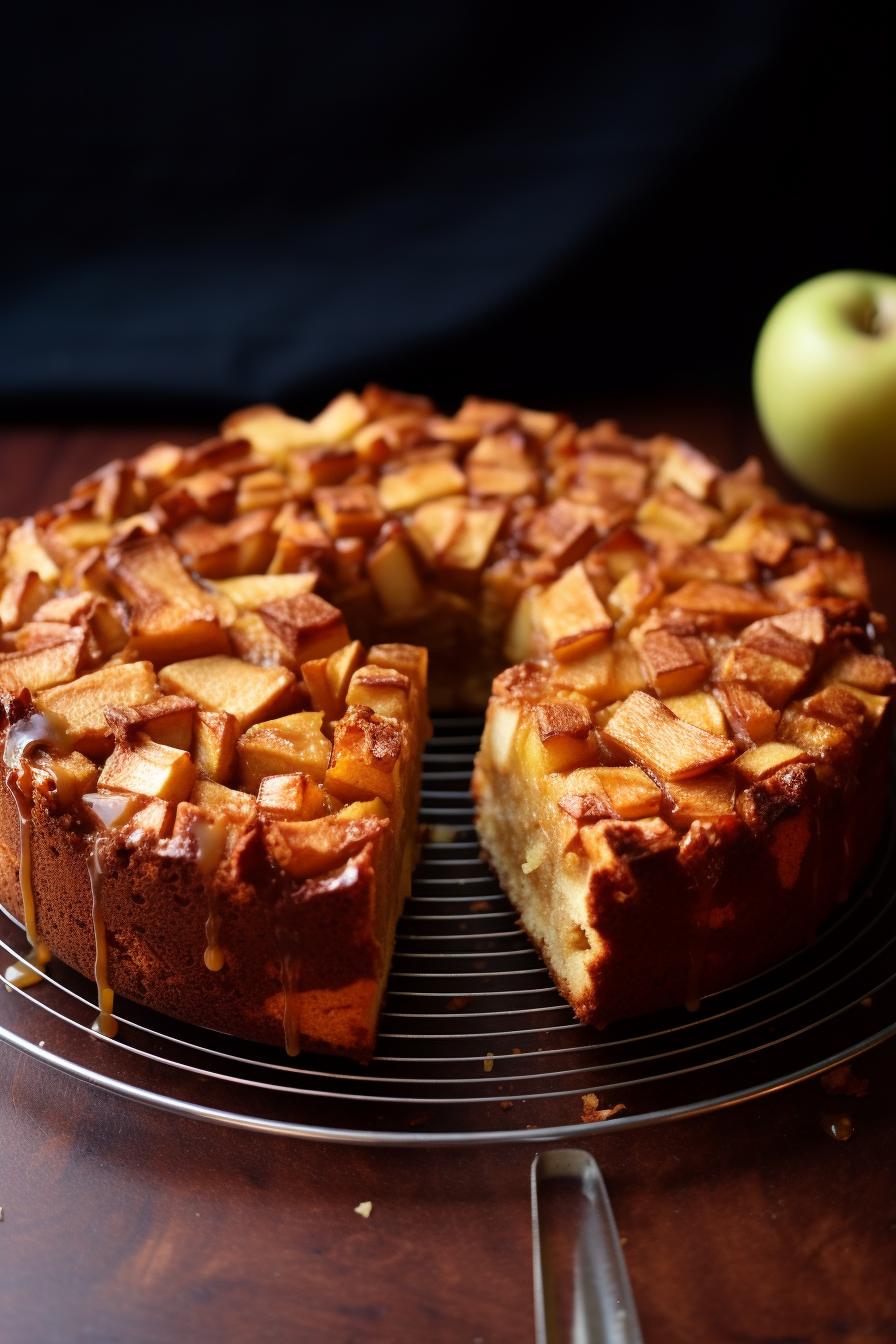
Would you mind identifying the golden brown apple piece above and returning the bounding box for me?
[106,533,229,663]
[98,733,198,803]
[256,772,329,821]
[664,770,737,826]
[530,701,599,773]
[661,691,728,737]
[715,457,776,519]
[301,639,366,721]
[0,571,53,631]
[548,640,647,707]
[715,682,779,746]
[523,500,598,569]
[631,622,709,697]
[717,645,808,711]
[263,813,387,879]
[532,562,613,663]
[256,593,349,669]
[313,484,385,540]
[554,764,662,820]
[173,510,278,579]
[237,711,332,793]
[367,534,427,617]
[636,485,724,546]
[662,580,778,625]
[377,458,467,513]
[158,655,296,732]
[35,660,160,753]
[604,690,736,781]
[103,694,195,752]
[122,797,177,842]
[734,741,809,783]
[325,706,404,804]
[819,650,896,696]
[191,709,239,783]
[345,664,412,723]
[235,468,291,515]
[652,437,721,501]
[3,520,61,585]
[0,632,86,695]
[190,778,257,825]
[210,572,318,610]
[29,747,100,808]
[31,592,129,659]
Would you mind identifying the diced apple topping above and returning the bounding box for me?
[662,691,728,737]
[0,572,53,631]
[532,562,613,663]
[367,535,426,617]
[604,690,736,781]
[159,655,296,732]
[631,622,709,697]
[30,747,100,807]
[735,741,809,782]
[256,593,349,669]
[211,572,318,610]
[0,634,86,696]
[36,660,160,754]
[98,733,198,803]
[104,694,195,751]
[820,650,895,695]
[190,778,257,825]
[662,580,778,624]
[556,764,662,820]
[3,520,60,585]
[256,772,329,821]
[191,709,239,784]
[106,533,228,662]
[326,706,404,803]
[302,639,366,721]
[522,700,596,773]
[263,814,387,879]
[314,484,385,540]
[715,682,779,746]
[346,664,412,722]
[548,640,646,707]
[237,711,332,792]
[652,437,720,501]
[717,644,808,710]
[378,459,467,513]
[665,771,736,826]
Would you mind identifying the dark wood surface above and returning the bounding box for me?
[1,405,895,1344]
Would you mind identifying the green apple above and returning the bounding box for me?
[753,270,896,510]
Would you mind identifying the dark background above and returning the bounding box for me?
[1,2,893,420]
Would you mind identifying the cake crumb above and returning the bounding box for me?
[522,841,546,874]
[500,1100,513,1110]
[821,1065,869,1097]
[39,1041,45,1048]
[861,997,873,1008]
[354,1201,373,1219]
[581,1093,626,1123]
[429,825,457,844]
[470,900,491,912]
[484,1052,495,1072]
[446,996,472,1012]
[512,1047,521,1054]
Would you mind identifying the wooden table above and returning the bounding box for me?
[2,405,895,1344]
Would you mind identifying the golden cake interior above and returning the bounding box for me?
[1,384,892,1056]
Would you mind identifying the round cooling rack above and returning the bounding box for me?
[2,716,896,1147]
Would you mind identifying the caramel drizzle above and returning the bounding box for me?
[87,842,117,1038]
[281,953,302,1058]
[2,713,69,989]
[194,818,228,972]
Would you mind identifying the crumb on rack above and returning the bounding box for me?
[354,1201,373,1219]
[445,996,472,1012]
[821,1065,869,1097]
[581,1093,626,1123]
[484,1052,495,1072]
[500,1100,513,1110]
[428,824,457,843]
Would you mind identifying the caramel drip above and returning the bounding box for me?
[194,818,227,972]
[87,842,117,1039]
[3,766,51,989]
[281,952,302,1057]
[2,711,74,987]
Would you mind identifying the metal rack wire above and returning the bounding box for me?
[2,716,895,1146]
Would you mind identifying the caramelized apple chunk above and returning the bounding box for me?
[603,690,736,781]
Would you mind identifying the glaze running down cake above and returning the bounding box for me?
[0,387,892,1057]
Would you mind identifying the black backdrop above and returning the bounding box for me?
[1,3,893,417]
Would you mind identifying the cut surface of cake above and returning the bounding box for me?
[1,385,892,1056]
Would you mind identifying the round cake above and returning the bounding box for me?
[1,386,892,1059]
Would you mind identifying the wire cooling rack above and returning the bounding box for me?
[2,716,896,1146]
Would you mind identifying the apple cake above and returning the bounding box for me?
[0,385,892,1057]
